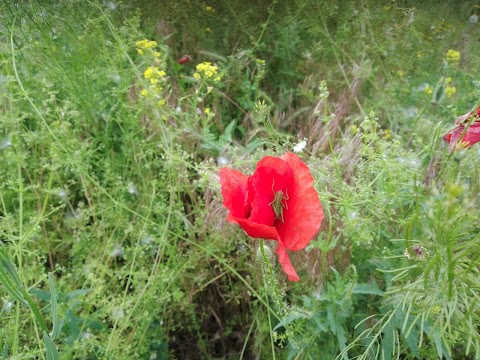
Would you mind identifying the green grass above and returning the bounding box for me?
[0,0,480,359]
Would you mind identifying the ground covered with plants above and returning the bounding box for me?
[1,1,480,359]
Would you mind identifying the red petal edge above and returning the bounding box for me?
[277,153,324,251]
[277,186,324,251]
[276,241,300,281]
[280,152,314,194]
[220,168,249,219]
[230,215,279,241]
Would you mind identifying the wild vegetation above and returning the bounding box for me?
[1,1,480,359]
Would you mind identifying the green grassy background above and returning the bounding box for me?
[1,0,480,359]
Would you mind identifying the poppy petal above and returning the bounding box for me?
[249,159,294,226]
[277,153,323,251]
[462,122,480,146]
[277,186,324,251]
[280,152,314,194]
[220,168,249,219]
[275,241,300,281]
[445,122,480,150]
[230,215,279,240]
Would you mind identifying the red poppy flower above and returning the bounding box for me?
[443,105,480,150]
[220,153,324,281]
[177,55,191,65]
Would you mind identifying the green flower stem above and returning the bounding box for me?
[259,240,287,312]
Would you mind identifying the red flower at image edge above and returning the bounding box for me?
[220,153,324,281]
[443,105,480,151]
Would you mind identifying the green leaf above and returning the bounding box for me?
[44,332,59,360]
[335,323,348,360]
[29,288,51,302]
[381,322,394,360]
[48,274,59,340]
[222,120,236,143]
[273,311,309,330]
[0,248,28,306]
[2,346,8,360]
[65,289,90,302]
[0,250,22,287]
[352,283,384,296]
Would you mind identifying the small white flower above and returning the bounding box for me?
[348,210,358,220]
[217,156,230,166]
[81,331,92,340]
[293,139,307,153]
[470,15,478,24]
[111,73,120,85]
[110,245,124,258]
[0,136,12,150]
[127,182,139,196]
[2,301,13,313]
[111,306,125,321]
[57,189,68,202]
[141,236,153,246]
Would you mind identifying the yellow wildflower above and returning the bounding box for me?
[193,73,201,80]
[424,85,433,95]
[195,62,218,78]
[446,49,460,63]
[445,86,456,98]
[214,76,221,82]
[137,48,144,55]
[204,107,210,114]
[159,99,166,106]
[144,67,166,81]
[205,6,213,11]
[384,129,392,140]
[150,78,159,85]
[144,67,154,79]
[136,39,157,49]
[153,51,161,58]
[140,89,148,97]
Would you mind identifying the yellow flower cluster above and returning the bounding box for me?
[193,62,221,81]
[136,39,160,57]
[144,66,166,84]
[445,86,456,98]
[445,49,461,63]
[424,85,433,95]
[141,66,167,100]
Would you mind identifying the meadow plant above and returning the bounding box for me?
[0,1,479,359]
